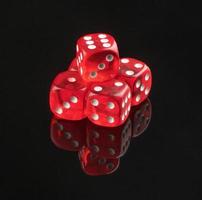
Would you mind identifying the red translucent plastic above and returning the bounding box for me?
[49,33,152,127]
[118,58,152,105]
[49,71,88,120]
[50,99,152,176]
[85,79,131,127]
[76,33,119,82]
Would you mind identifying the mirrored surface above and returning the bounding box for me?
[2,1,202,198]
[50,99,152,175]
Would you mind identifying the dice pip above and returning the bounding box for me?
[49,33,152,127]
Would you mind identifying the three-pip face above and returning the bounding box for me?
[76,33,120,82]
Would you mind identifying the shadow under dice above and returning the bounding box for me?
[79,146,120,176]
[49,71,88,120]
[76,33,119,82]
[118,58,152,105]
[86,118,132,158]
[50,117,86,151]
[85,79,132,127]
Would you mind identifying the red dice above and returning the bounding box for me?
[76,33,120,82]
[49,71,88,120]
[49,33,152,127]
[118,58,152,105]
[85,79,131,127]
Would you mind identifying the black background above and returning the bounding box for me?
[2,0,202,199]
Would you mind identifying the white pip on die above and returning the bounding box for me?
[76,33,120,83]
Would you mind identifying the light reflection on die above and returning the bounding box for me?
[50,98,152,176]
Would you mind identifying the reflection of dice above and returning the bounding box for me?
[76,33,120,82]
[86,117,132,158]
[49,71,88,120]
[85,79,131,127]
[130,98,152,137]
[78,146,120,176]
[49,98,152,176]
[118,58,152,105]
[50,117,86,151]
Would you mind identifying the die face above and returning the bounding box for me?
[118,58,152,105]
[50,117,87,151]
[79,146,120,176]
[82,51,119,82]
[76,33,119,82]
[85,79,132,127]
[86,118,132,158]
[132,67,152,105]
[49,71,88,120]
[130,98,152,138]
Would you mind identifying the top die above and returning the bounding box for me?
[76,33,120,83]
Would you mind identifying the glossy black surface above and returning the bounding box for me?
[50,99,152,176]
[2,1,202,199]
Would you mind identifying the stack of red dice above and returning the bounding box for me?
[49,33,152,127]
